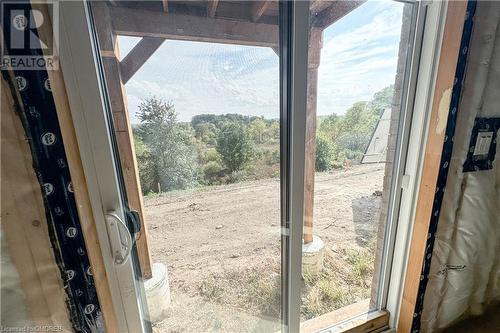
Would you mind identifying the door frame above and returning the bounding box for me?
[58,2,147,332]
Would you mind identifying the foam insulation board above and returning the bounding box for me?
[421,2,500,331]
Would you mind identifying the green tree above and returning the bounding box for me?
[340,101,379,135]
[248,118,268,144]
[318,114,341,142]
[371,84,394,116]
[269,121,280,141]
[194,122,218,145]
[136,97,198,192]
[134,134,156,194]
[216,122,254,173]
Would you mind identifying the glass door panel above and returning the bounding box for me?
[300,0,417,329]
[89,1,283,332]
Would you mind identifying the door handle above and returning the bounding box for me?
[105,211,133,266]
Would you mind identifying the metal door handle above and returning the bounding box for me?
[106,211,133,266]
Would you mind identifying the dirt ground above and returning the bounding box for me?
[144,163,385,332]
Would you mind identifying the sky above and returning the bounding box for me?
[118,0,405,123]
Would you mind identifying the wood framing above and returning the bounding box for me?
[207,0,219,18]
[312,1,366,28]
[29,3,121,331]
[1,76,71,330]
[93,2,153,279]
[251,0,272,22]
[303,28,322,244]
[110,6,279,47]
[398,2,468,332]
[120,37,165,84]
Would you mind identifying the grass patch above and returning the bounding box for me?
[199,276,224,303]
[195,241,377,321]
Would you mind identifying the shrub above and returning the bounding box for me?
[202,161,224,185]
[315,135,334,172]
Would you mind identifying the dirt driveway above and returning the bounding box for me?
[144,163,385,331]
[144,163,384,293]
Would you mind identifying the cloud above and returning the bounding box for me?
[317,1,405,115]
[118,0,406,122]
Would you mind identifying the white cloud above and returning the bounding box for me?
[118,0,405,122]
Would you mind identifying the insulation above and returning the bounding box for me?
[421,2,500,331]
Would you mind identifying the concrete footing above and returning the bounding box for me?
[302,235,326,276]
[144,262,171,323]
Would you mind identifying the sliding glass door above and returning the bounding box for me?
[58,1,434,332]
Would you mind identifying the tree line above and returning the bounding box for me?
[133,85,393,195]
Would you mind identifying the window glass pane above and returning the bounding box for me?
[301,0,414,328]
[91,1,282,331]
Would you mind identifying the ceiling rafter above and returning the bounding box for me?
[207,0,219,18]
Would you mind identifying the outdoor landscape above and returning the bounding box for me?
[133,85,393,332]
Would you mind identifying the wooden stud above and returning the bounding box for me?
[162,0,169,13]
[29,3,121,331]
[303,28,323,244]
[207,0,219,18]
[92,2,153,279]
[120,37,165,84]
[251,0,272,22]
[398,2,468,332]
[110,6,278,47]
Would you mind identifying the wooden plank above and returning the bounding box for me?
[301,299,371,333]
[303,28,322,244]
[398,2,468,332]
[301,299,388,333]
[312,1,366,29]
[110,6,278,47]
[251,0,272,22]
[29,3,121,331]
[162,0,169,12]
[1,77,71,329]
[120,37,165,84]
[207,0,219,18]
[93,2,153,279]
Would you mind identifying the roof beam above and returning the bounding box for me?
[120,37,165,83]
[312,0,366,28]
[110,6,278,47]
[251,0,272,22]
[207,0,219,18]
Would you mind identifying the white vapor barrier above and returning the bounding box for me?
[420,3,500,332]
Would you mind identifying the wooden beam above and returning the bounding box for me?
[398,2,468,332]
[312,0,366,28]
[30,3,121,331]
[251,0,272,22]
[303,28,323,244]
[310,0,331,15]
[120,37,165,84]
[93,2,153,279]
[110,6,278,47]
[207,0,219,18]
[162,0,169,12]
